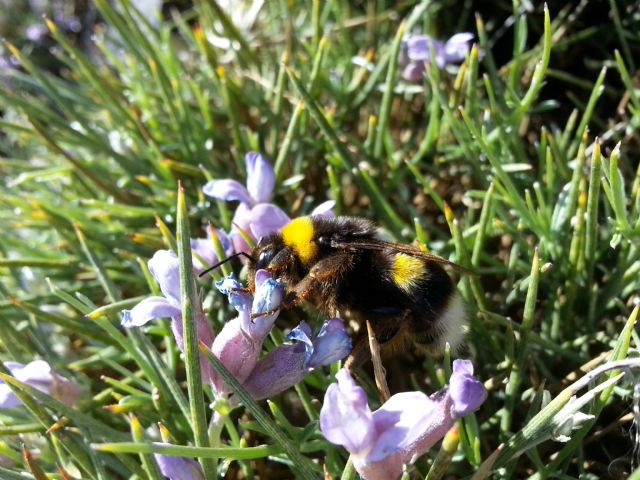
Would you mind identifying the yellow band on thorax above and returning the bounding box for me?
[281,217,318,264]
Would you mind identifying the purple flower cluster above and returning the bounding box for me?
[120,150,346,479]
[215,274,351,401]
[203,152,334,253]
[399,33,474,82]
[320,360,486,480]
[121,249,351,401]
[121,249,217,384]
[121,248,351,480]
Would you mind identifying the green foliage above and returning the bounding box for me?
[1,0,639,478]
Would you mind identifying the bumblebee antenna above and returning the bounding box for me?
[198,252,255,277]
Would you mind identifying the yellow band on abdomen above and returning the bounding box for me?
[392,253,425,292]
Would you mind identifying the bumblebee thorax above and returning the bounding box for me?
[281,217,318,264]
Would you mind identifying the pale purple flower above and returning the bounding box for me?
[212,273,349,401]
[320,360,486,480]
[154,451,204,480]
[203,152,335,251]
[400,33,474,81]
[211,270,285,396]
[309,200,337,219]
[120,250,215,383]
[26,24,48,42]
[203,152,284,252]
[242,319,351,400]
[249,200,337,239]
[190,228,234,274]
[0,55,19,88]
[0,360,81,409]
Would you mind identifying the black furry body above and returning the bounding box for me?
[247,216,462,367]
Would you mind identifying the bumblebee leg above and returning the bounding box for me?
[283,252,354,309]
[250,252,353,319]
[345,311,412,371]
[248,279,319,320]
[250,309,280,319]
[344,332,370,371]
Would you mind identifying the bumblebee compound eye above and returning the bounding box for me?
[317,235,330,246]
[256,247,277,270]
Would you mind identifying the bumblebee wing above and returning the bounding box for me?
[328,238,475,275]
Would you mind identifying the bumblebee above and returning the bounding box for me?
[243,215,468,369]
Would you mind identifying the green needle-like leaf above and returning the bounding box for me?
[176,185,216,478]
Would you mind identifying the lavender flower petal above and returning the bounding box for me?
[245,152,275,203]
[319,369,375,454]
[247,276,284,339]
[121,297,181,327]
[249,203,291,240]
[367,391,447,462]
[241,342,308,400]
[154,451,205,480]
[0,362,34,409]
[0,361,81,409]
[443,33,474,63]
[190,238,216,270]
[321,363,487,480]
[170,314,216,385]
[210,317,261,396]
[26,24,48,42]
[253,269,272,289]
[398,39,410,68]
[308,318,352,368]
[230,203,253,253]
[0,389,21,409]
[250,273,284,315]
[169,310,216,358]
[402,62,425,82]
[122,248,217,384]
[402,32,471,77]
[209,274,282,396]
[286,322,314,361]
[243,318,350,400]
[449,359,487,417]
[190,229,233,273]
[311,200,336,218]
[148,250,181,305]
[452,358,474,376]
[215,274,252,314]
[407,35,444,63]
[214,274,243,295]
[203,179,254,207]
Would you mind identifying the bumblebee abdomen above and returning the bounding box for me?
[336,251,455,322]
[403,258,456,320]
[390,253,426,293]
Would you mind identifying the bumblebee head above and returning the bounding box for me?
[247,233,293,283]
[253,216,319,268]
[200,217,319,285]
[247,217,320,285]
[253,235,283,270]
